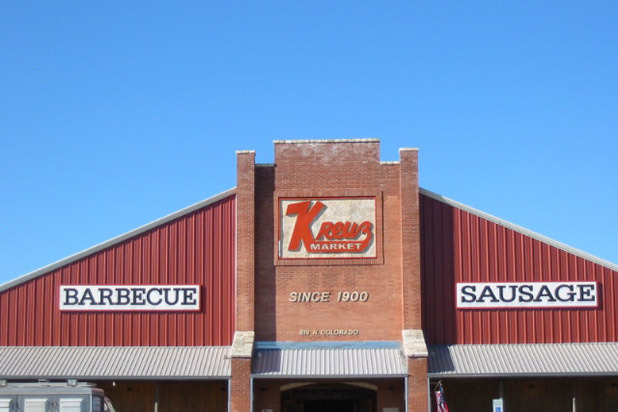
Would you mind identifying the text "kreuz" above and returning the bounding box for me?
[286,200,373,253]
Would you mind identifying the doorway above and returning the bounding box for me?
[281,384,375,412]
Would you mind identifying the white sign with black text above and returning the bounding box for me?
[456,281,598,309]
[59,285,201,311]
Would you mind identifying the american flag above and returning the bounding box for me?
[434,381,450,412]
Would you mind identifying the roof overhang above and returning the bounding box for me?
[428,343,618,378]
[251,341,408,379]
[0,346,231,380]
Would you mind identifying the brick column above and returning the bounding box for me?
[230,331,255,412]
[403,330,428,412]
[408,357,429,412]
[399,148,421,330]
[233,151,256,411]
[236,150,256,331]
[230,358,252,412]
[399,148,427,412]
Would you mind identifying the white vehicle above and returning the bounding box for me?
[0,382,116,412]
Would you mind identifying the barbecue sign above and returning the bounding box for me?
[279,198,376,259]
[59,285,201,311]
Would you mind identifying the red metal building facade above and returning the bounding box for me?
[421,190,618,345]
[0,192,236,347]
[1,139,617,412]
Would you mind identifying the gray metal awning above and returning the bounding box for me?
[428,343,618,378]
[252,341,407,379]
[0,346,231,380]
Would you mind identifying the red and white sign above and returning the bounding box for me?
[279,198,376,259]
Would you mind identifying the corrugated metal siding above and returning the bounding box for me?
[0,346,231,379]
[252,347,407,378]
[428,343,618,377]
[0,195,236,346]
[421,192,618,344]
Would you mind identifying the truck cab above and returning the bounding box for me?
[0,382,116,412]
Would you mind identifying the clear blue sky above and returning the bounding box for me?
[2,1,617,284]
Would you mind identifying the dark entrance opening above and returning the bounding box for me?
[304,399,354,412]
[281,383,375,412]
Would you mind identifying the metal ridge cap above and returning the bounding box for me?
[428,342,618,349]
[426,371,618,379]
[419,187,618,272]
[0,375,232,381]
[0,345,233,349]
[0,345,232,349]
[0,188,237,293]
[429,342,618,350]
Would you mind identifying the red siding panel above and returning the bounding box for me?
[0,195,236,346]
[421,193,618,344]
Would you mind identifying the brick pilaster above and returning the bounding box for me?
[230,358,252,412]
[236,150,255,331]
[230,331,255,412]
[400,148,421,329]
[408,357,429,412]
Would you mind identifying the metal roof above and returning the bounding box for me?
[0,346,231,380]
[4,185,615,293]
[252,341,407,379]
[0,188,236,293]
[420,187,618,272]
[428,343,618,378]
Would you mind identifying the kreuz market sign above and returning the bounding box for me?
[279,198,376,259]
[59,285,200,311]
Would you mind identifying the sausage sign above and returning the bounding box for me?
[456,281,598,309]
